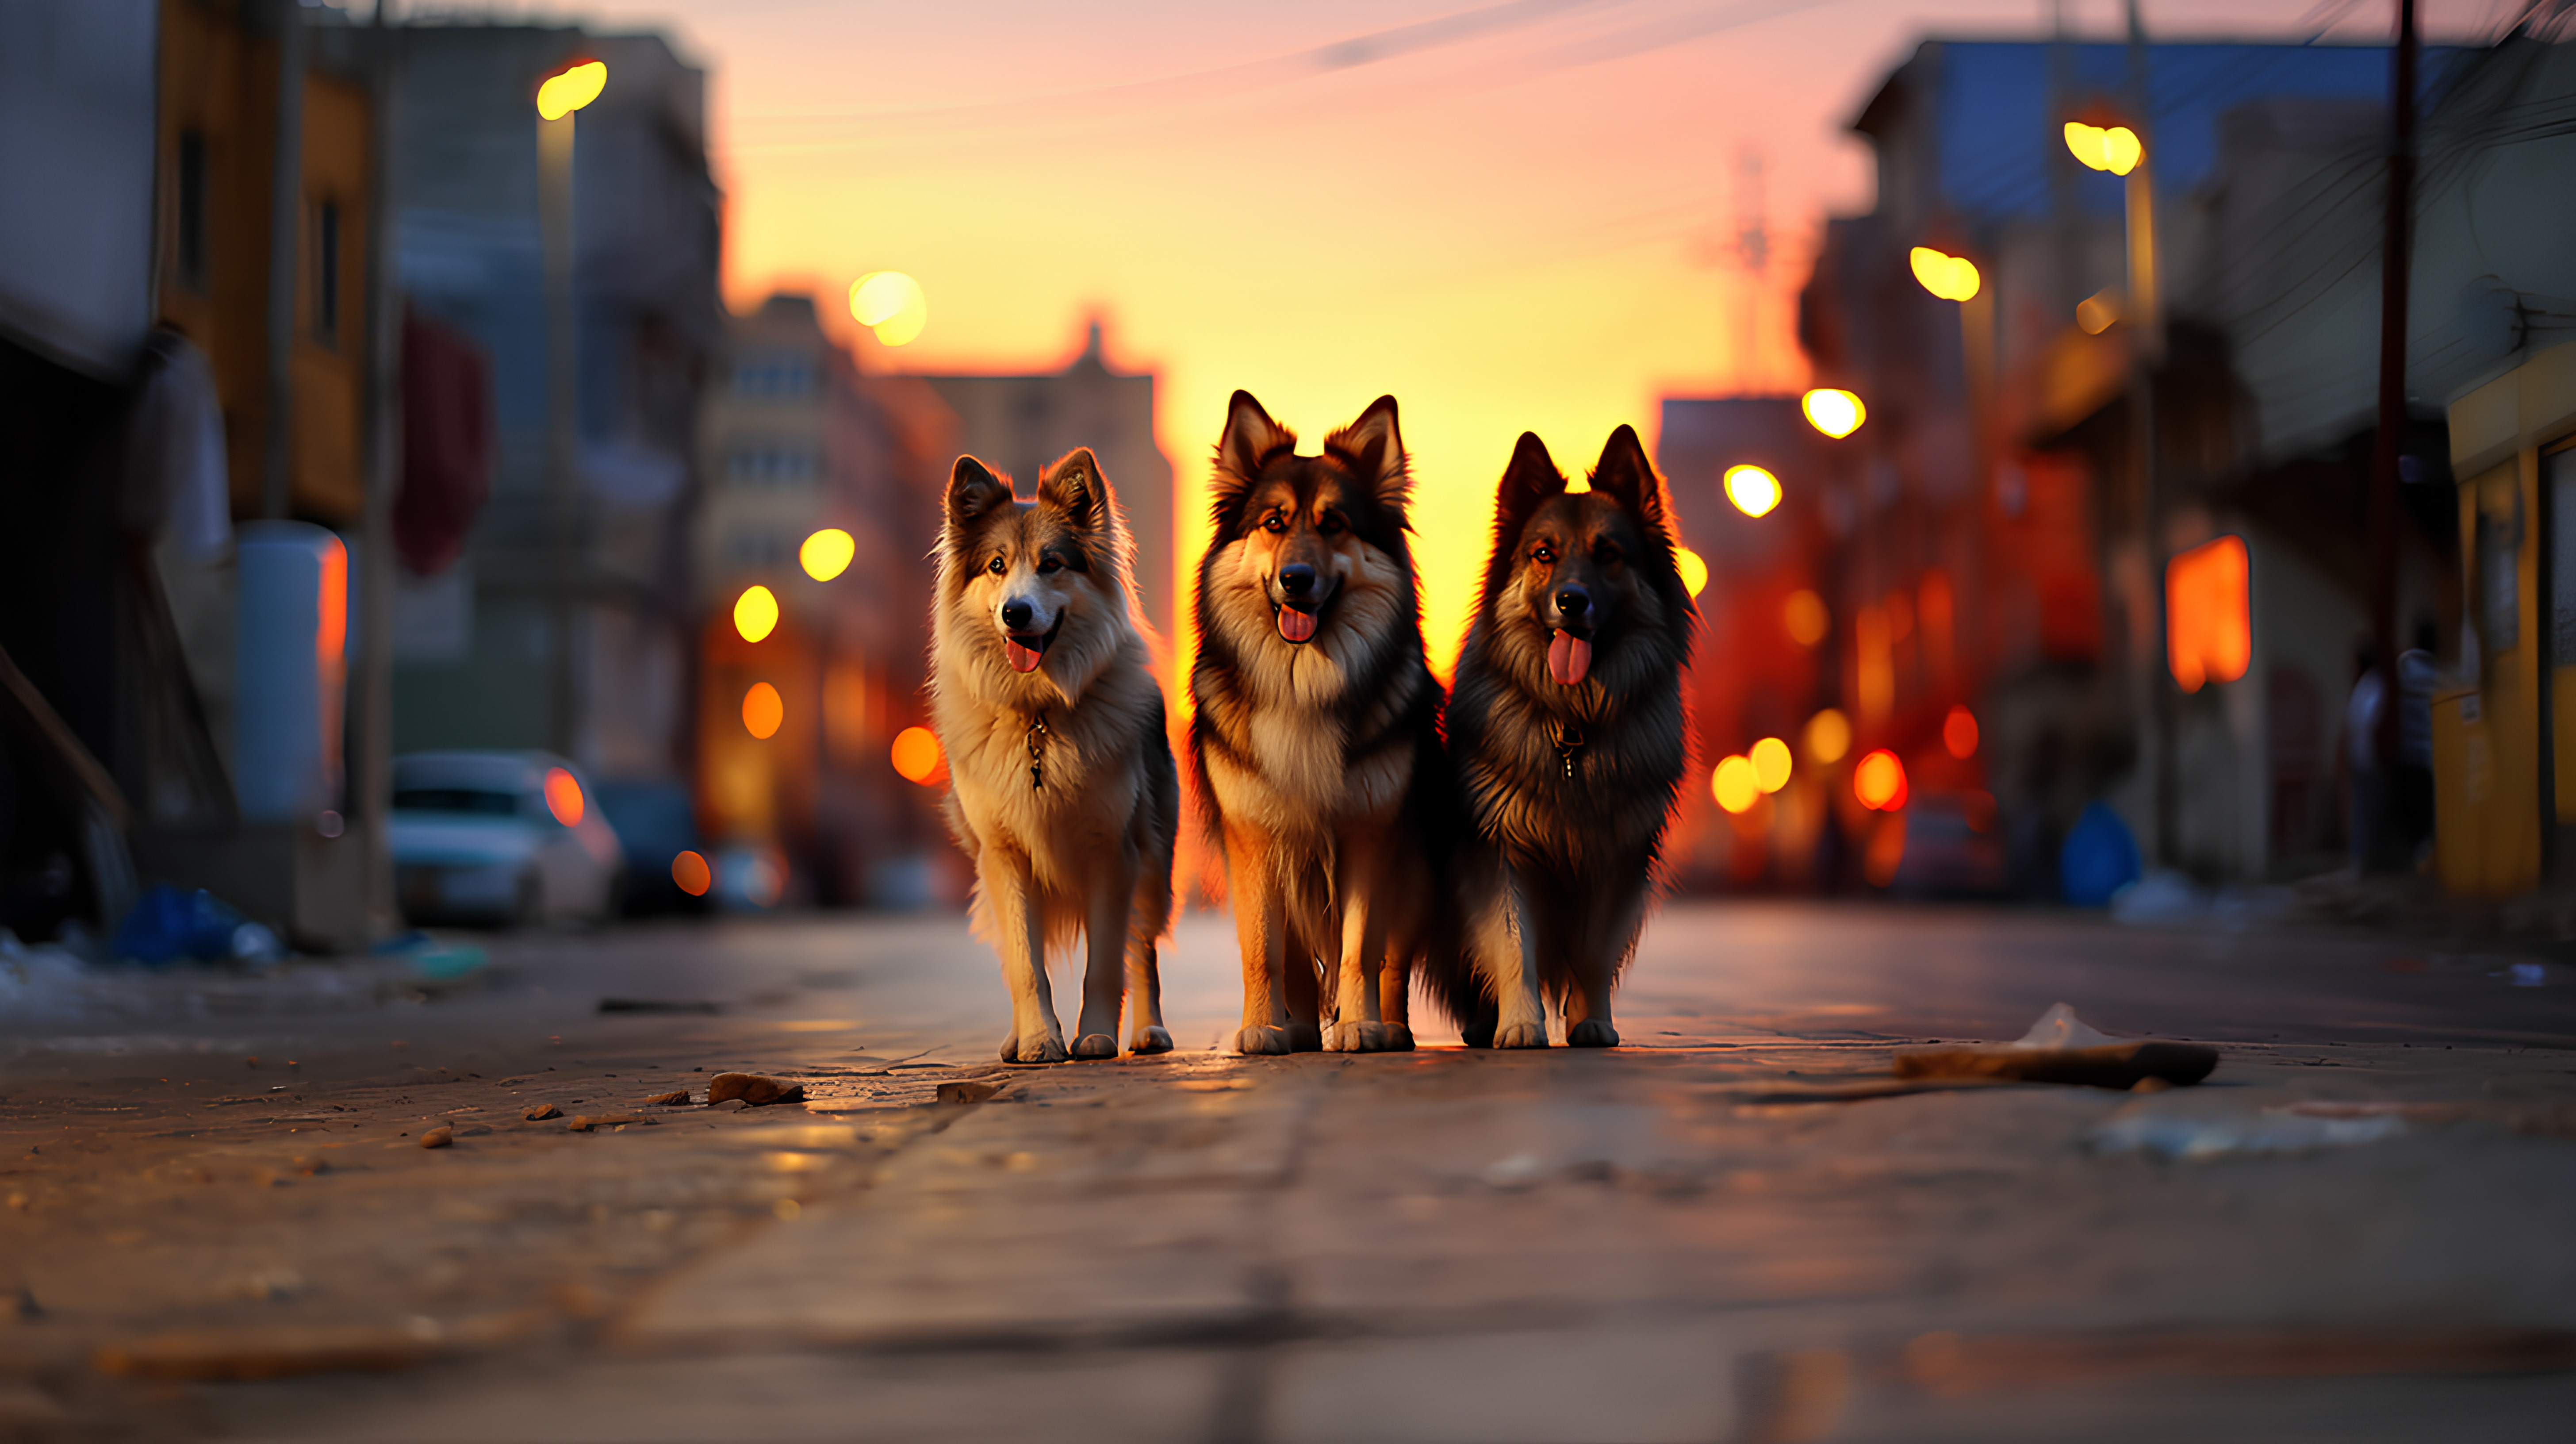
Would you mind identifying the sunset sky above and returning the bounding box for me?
[467,0,2491,672]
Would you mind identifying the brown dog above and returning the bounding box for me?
[1188,392,1453,1054]
[1428,426,1692,1048]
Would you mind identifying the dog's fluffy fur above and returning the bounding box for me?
[930,449,1181,1064]
[1427,427,1693,1048]
[1188,392,1453,1054]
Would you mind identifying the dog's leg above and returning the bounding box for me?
[1125,932,1172,1055]
[1378,941,1416,1051]
[1284,938,1323,1052]
[1490,863,1552,1048]
[1323,864,1381,1052]
[1228,850,1294,1055]
[1070,855,1135,1060]
[1565,872,1645,1048]
[989,851,1067,1064]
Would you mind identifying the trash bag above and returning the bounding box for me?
[111,883,271,965]
[2059,801,2141,906]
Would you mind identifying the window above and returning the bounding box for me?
[726,442,818,488]
[314,199,341,344]
[731,355,813,397]
[176,130,208,292]
[728,530,788,567]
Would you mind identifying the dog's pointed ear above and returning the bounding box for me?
[947,455,1012,526]
[1324,395,1407,513]
[1217,391,1294,482]
[1039,447,1112,533]
[1588,425,1672,537]
[1497,431,1565,521]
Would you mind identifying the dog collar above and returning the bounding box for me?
[1026,710,1050,790]
[1552,718,1586,780]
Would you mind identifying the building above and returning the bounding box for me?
[918,322,1177,644]
[692,293,957,906]
[386,22,720,796]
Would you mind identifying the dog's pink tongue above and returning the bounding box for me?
[1548,631,1592,687]
[1277,608,1317,643]
[1005,639,1045,673]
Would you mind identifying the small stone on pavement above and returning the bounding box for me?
[418,1127,453,1149]
[523,1104,561,1121]
[705,1073,805,1106]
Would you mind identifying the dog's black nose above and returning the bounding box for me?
[1279,564,1317,598]
[1000,600,1033,630]
[1555,587,1591,619]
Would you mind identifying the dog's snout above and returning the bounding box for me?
[1279,564,1317,599]
[1000,599,1034,630]
[1554,587,1591,620]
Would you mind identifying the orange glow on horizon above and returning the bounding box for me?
[543,766,585,826]
[2167,535,2251,692]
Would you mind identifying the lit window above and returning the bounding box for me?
[2166,535,2251,692]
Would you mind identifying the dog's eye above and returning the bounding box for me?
[987,555,1006,575]
[1317,512,1346,535]
[1037,556,1063,576]
[1593,542,1623,566]
[1531,545,1555,565]
[1260,515,1286,534]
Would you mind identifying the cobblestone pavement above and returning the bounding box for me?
[2,902,2573,1442]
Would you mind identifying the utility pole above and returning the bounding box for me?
[2365,0,2419,868]
[2123,0,2177,868]
[261,0,306,521]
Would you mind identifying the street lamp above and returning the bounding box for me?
[2063,116,2156,343]
[1800,388,1866,439]
[537,57,605,758]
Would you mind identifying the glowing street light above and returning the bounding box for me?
[850,271,928,346]
[732,584,780,643]
[1723,464,1781,518]
[1909,246,1981,303]
[1800,388,1866,438]
[1750,736,1793,793]
[1712,756,1760,814]
[2063,121,2143,176]
[800,528,855,581]
[536,59,607,120]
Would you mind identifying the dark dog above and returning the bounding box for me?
[1188,392,1453,1054]
[1429,426,1692,1048]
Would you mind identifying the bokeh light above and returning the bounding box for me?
[1782,589,1829,647]
[800,528,855,581]
[1908,246,1981,302]
[536,59,606,120]
[2077,288,2122,335]
[849,271,928,346]
[1800,388,1865,439]
[1723,464,1781,518]
[2167,535,2251,693]
[1944,704,1980,759]
[2063,121,2143,176]
[742,682,784,740]
[1675,546,1708,598]
[671,849,712,897]
[733,584,780,643]
[1750,736,1793,793]
[542,766,584,826]
[891,726,946,785]
[1712,755,1760,814]
[1805,708,1852,765]
[1854,749,1909,811]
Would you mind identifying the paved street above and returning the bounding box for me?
[3,900,2574,1442]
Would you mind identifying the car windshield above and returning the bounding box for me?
[394,788,523,817]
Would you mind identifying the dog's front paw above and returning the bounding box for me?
[1071,1033,1118,1060]
[1324,1022,1415,1052]
[1566,1019,1619,1048]
[1000,1028,1070,1064]
[1492,1021,1550,1049]
[1128,1025,1173,1056]
[1375,1023,1415,1052]
[1233,1025,1294,1055]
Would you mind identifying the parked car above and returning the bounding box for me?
[391,752,625,926]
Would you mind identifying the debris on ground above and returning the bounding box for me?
[642,1090,691,1106]
[705,1073,805,1106]
[522,1104,561,1121]
[111,884,283,966]
[418,1126,454,1149]
[566,1114,656,1132]
[1894,1003,2219,1090]
[935,1079,1004,1104]
[2088,1106,2408,1160]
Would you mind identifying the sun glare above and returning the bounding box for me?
[850,271,928,346]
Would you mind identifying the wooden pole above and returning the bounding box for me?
[2365,0,2418,868]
